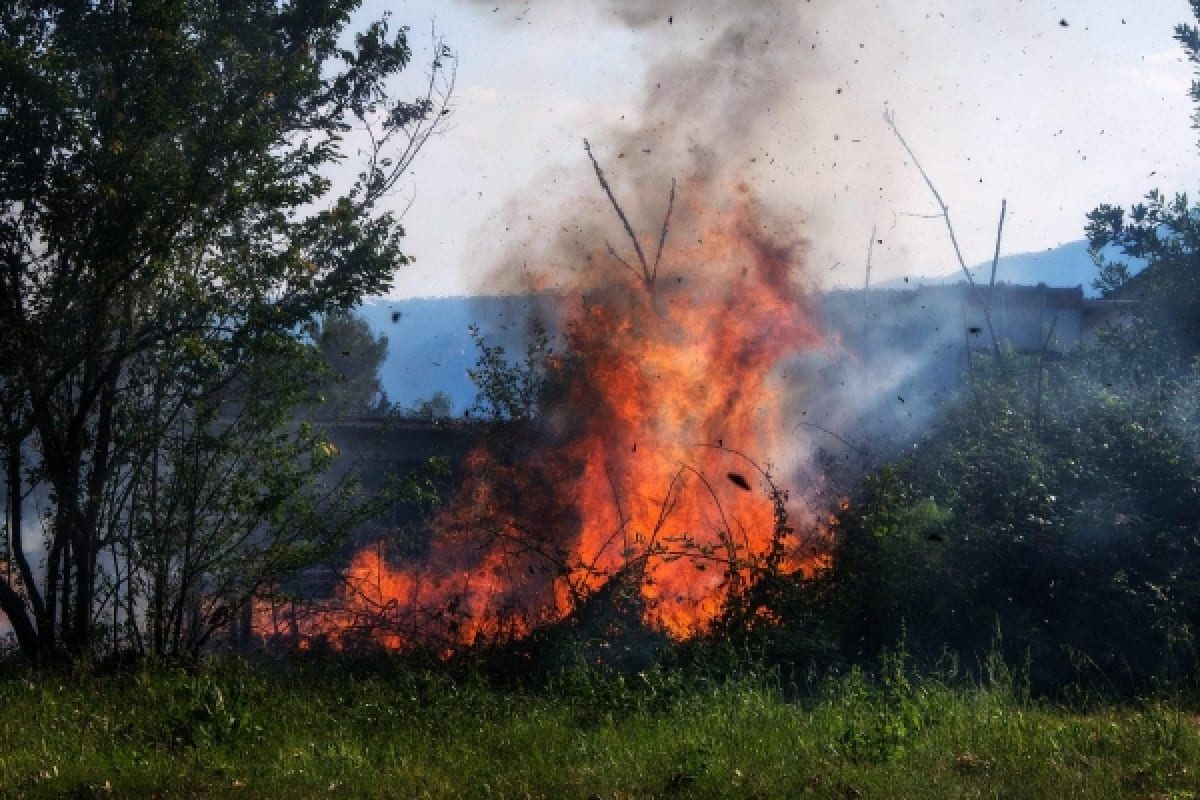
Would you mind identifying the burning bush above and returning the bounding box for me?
[255,176,835,655]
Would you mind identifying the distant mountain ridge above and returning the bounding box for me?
[363,240,1126,414]
[358,293,559,414]
[875,240,1102,295]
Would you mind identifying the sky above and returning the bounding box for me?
[353,0,1200,298]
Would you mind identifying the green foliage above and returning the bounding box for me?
[0,1,453,659]
[467,320,553,421]
[828,353,1200,693]
[1083,6,1200,369]
[1087,188,1200,369]
[409,389,455,419]
[306,310,391,418]
[822,0,1200,683]
[815,0,1200,693]
[823,650,935,764]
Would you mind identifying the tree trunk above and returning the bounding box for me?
[2,432,46,655]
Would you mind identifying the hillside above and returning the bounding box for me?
[366,240,1120,413]
[876,240,1103,293]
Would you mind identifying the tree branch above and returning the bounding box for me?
[883,109,1006,366]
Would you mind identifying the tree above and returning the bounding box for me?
[107,347,373,658]
[410,390,454,419]
[1086,4,1200,371]
[805,2,1200,692]
[1086,188,1200,372]
[308,311,391,419]
[467,320,552,422]
[0,1,453,659]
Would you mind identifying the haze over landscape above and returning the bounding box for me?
[349,1,1190,412]
[364,0,1199,299]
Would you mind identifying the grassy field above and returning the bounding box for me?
[1,658,1198,799]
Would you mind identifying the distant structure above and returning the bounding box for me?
[823,282,1134,358]
[323,416,481,543]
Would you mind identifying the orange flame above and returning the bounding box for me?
[255,184,832,651]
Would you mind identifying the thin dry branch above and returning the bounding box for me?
[677,462,744,585]
[605,240,641,283]
[583,139,676,307]
[883,109,1006,366]
[863,223,876,358]
[652,178,677,280]
[792,421,868,457]
[644,467,686,552]
[573,464,634,585]
[584,139,650,280]
[989,198,1007,307]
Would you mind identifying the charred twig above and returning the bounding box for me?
[652,178,677,278]
[584,139,649,278]
[792,421,869,457]
[678,462,744,579]
[989,198,1007,308]
[604,463,629,553]
[583,139,675,307]
[883,109,1006,367]
[480,523,591,607]
[604,241,640,284]
[643,467,687,554]
[574,465,634,585]
[694,442,799,586]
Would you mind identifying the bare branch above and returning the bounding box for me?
[652,178,676,282]
[883,108,1006,366]
[583,138,655,293]
[583,139,649,272]
[678,463,743,577]
[792,421,868,457]
[863,224,876,359]
[604,240,641,282]
[988,198,1007,307]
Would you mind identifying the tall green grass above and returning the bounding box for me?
[0,656,1198,798]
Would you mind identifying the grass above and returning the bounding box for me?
[0,656,1199,799]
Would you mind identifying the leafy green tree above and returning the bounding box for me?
[1086,3,1200,370]
[308,311,391,418]
[410,390,454,419]
[0,1,452,659]
[1086,188,1200,371]
[467,320,552,422]
[101,336,390,659]
[834,367,1200,691]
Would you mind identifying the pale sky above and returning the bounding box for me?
[356,0,1200,297]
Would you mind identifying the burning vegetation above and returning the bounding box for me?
[255,161,833,652]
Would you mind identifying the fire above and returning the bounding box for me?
[254,183,832,651]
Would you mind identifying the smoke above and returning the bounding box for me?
[461,0,947,303]
[454,2,1088,502]
[457,1,938,469]
[470,0,765,30]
